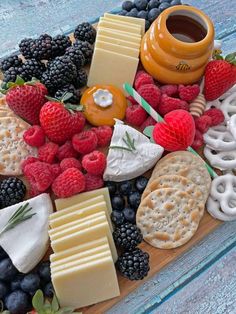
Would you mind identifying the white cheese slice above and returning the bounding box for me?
[0,194,53,273]
[103,120,164,182]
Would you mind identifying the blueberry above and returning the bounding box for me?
[38,261,51,283]
[159,2,171,10]
[118,9,128,15]
[0,280,9,299]
[111,210,125,226]
[135,176,148,193]
[145,20,151,31]
[105,181,117,196]
[20,273,40,294]
[11,274,24,291]
[137,10,148,19]
[134,0,148,10]
[126,8,139,17]
[122,0,134,11]
[171,0,181,4]
[119,181,132,196]
[43,281,54,298]
[148,0,160,10]
[128,191,141,210]
[123,207,136,224]
[111,195,125,211]
[148,8,161,23]
[0,258,18,281]
[5,290,30,314]
[159,0,171,2]
[0,247,7,260]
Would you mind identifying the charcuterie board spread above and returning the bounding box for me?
[0,0,236,313]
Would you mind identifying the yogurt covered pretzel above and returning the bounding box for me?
[204,146,236,170]
[207,196,236,221]
[228,114,236,141]
[221,92,236,121]
[203,124,236,151]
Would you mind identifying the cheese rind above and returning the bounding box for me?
[104,13,145,35]
[96,40,140,58]
[97,28,141,44]
[96,34,140,49]
[98,20,141,36]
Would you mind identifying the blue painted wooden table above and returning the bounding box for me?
[1,1,236,313]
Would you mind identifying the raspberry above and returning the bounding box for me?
[137,84,161,110]
[204,108,225,126]
[24,161,54,192]
[21,156,39,172]
[127,96,138,106]
[38,142,59,164]
[57,140,78,161]
[125,104,147,127]
[91,126,113,147]
[134,71,154,90]
[194,115,212,133]
[85,173,104,191]
[158,94,189,116]
[72,130,98,155]
[50,163,62,179]
[29,183,41,197]
[82,150,106,176]
[191,129,204,150]
[160,84,178,96]
[52,168,85,198]
[140,116,156,132]
[60,157,82,172]
[23,125,45,147]
[178,84,200,102]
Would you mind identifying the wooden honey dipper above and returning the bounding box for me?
[189,79,206,117]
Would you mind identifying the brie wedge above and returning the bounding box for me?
[0,193,53,273]
[103,120,164,182]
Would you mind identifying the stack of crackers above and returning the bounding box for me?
[136,151,211,249]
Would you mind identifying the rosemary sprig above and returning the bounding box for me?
[110,131,136,153]
[0,203,36,236]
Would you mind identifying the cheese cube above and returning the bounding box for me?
[104,13,145,35]
[51,221,118,262]
[98,20,141,36]
[100,17,141,33]
[52,255,120,308]
[96,40,140,58]
[97,28,141,44]
[96,34,140,49]
[88,48,139,91]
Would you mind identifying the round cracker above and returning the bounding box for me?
[137,188,200,249]
[141,175,205,218]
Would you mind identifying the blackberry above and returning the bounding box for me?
[113,222,142,250]
[117,248,150,280]
[3,67,21,83]
[55,84,81,104]
[65,46,85,69]
[52,34,72,57]
[74,68,87,88]
[19,38,35,59]
[0,55,22,72]
[41,71,57,94]
[19,59,46,80]
[74,22,96,44]
[0,177,26,209]
[32,34,55,60]
[73,40,93,64]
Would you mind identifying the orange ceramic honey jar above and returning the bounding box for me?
[140,5,215,84]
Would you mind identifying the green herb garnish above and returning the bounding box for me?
[110,131,136,153]
[0,203,36,236]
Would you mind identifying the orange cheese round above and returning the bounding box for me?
[81,85,127,126]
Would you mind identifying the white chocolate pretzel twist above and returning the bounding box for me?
[204,146,236,170]
[203,124,236,151]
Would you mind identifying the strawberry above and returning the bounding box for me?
[40,95,85,144]
[204,53,236,101]
[3,76,47,125]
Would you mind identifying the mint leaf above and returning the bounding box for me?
[32,290,44,312]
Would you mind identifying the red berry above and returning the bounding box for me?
[52,168,86,198]
[35,82,48,96]
[194,115,212,133]
[137,84,161,110]
[178,84,200,102]
[29,183,41,197]
[85,173,104,191]
[38,142,59,164]
[60,157,82,172]
[140,116,156,132]
[57,140,78,161]
[24,161,54,192]
[158,94,189,116]
[125,104,147,127]
[21,156,39,172]
[160,84,178,96]
[91,126,113,147]
[82,150,106,176]
[50,164,62,179]
[191,129,204,150]
[127,96,138,106]
[72,130,98,155]
[23,125,45,147]
[134,71,154,90]
[204,108,225,126]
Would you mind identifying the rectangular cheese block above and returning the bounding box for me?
[49,212,107,241]
[98,20,141,36]
[97,28,141,44]
[100,17,141,33]
[87,48,139,91]
[51,241,110,267]
[104,13,145,35]
[50,200,112,231]
[52,255,120,308]
[96,34,140,49]
[96,40,140,58]
[55,188,112,213]
[50,237,108,262]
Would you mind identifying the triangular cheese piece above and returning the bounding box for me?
[0,194,53,273]
[103,120,164,182]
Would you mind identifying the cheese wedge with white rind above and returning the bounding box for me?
[104,13,145,35]
[103,120,164,182]
[0,194,53,273]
